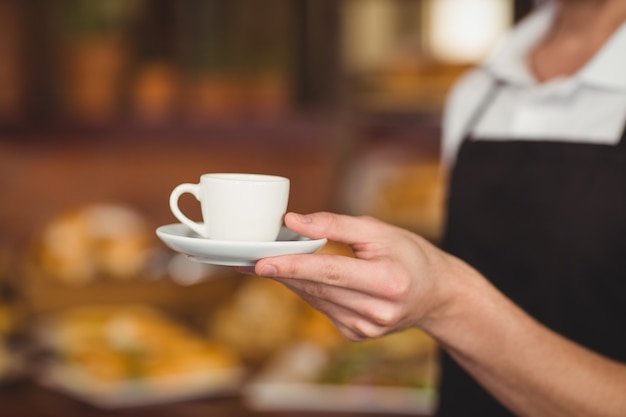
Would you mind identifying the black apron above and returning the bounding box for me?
[438,81,626,417]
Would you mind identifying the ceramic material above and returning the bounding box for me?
[156,223,327,266]
[169,173,290,241]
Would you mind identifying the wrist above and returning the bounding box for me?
[417,254,494,346]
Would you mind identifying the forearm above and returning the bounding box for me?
[255,212,626,416]
[422,259,626,417]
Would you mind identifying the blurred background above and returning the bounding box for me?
[0,0,534,415]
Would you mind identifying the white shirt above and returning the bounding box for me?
[441,1,626,166]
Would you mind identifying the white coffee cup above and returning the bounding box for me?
[169,173,290,241]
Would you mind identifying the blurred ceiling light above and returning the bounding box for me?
[425,0,513,64]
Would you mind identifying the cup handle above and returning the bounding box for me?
[169,183,206,237]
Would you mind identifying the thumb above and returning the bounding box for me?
[284,212,382,246]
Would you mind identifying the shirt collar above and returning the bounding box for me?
[579,23,626,90]
[484,1,626,91]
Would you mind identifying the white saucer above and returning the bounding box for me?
[156,223,327,267]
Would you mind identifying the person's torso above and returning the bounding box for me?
[437,82,626,416]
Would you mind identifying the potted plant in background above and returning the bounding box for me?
[176,0,295,125]
[176,0,242,125]
[55,0,145,125]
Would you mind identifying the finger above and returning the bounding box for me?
[256,253,382,295]
[275,278,390,341]
[237,266,256,275]
[276,275,403,332]
[284,212,388,247]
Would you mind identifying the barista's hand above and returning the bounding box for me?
[255,213,626,417]
[254,212,469,341]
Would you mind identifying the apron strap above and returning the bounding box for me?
[460,78,503,143]
[617,117,626,147]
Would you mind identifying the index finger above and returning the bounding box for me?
[255,252,375,293]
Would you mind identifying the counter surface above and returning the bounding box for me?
[0,381,432,417]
